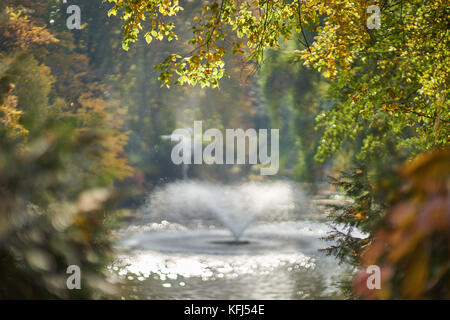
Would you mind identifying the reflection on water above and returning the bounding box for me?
[110,181,353,299]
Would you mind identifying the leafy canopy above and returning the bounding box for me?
[109,0,448,159]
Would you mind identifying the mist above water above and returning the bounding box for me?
[140,180,313,240]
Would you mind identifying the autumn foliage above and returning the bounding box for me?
[354,149,450,299]
[0,3,131,298]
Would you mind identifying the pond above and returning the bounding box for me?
[110,180,354,299]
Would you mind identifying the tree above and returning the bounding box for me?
[258,38,329,182]
[353,148,450,299]
[108,0,448,157]
[0,3,131,298]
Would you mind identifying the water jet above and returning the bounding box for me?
[140,180,307,242]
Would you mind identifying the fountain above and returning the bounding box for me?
[138,180,308,244]
[113,180,355,299]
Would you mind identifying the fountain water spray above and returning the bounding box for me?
[140,180,311,242]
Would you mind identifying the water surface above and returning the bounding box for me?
[111,181,352,299]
